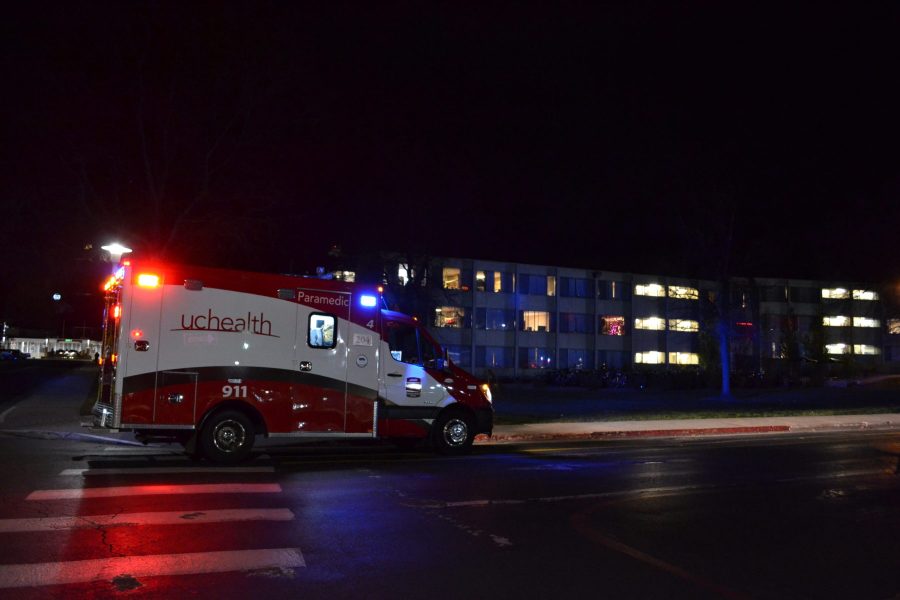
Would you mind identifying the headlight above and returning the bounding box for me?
[480,383,492,403]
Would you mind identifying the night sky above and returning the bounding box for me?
[2,3,899,330]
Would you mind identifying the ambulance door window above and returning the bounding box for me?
[420,336,436,365]
[308,313,336,349]
[387,323,420,365]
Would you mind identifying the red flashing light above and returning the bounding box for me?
[123,260,131,266]
[102,276,117,292]
[111,354,118,364]
[736,321,754,327]
[131,329,143,338]
[137,273,160,288]
[113,305,121,319]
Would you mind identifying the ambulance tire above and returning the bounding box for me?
[432,409,475,456]
[199,410,255,463]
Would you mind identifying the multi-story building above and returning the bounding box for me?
[381,256,898,379]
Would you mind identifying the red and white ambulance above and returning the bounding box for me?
[89,261,493,462]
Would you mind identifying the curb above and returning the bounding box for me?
[484,419,900,443]
[487,425,791,443]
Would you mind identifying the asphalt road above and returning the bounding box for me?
[0,366,898,599]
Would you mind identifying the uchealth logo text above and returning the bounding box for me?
[174,309,278,337]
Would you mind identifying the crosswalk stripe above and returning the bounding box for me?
[0,508,295,533]
[59,466,275,476]
[27,483,281,501]
[0,547,306,589]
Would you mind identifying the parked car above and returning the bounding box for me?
[0,349,29,361]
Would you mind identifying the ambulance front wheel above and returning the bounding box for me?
[432,410,475,456]
[199,410,255,463]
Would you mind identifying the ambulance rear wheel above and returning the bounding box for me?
[432,410,475,456]
[200,410,255,463]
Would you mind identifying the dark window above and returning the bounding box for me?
[446,345,472,368]
[789,287,819,304]
[519,347,554,369]
[559,313,593,334]
[519,274,548,295]
[560,349,591,369]
[475,308,516,330]
[598,281,628,300]
[762,286,787,302]
[476,346,513,368]
[559,277,591,298]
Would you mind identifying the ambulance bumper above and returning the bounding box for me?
[474,407,494,437]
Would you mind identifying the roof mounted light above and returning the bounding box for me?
[360,294,377,308]
[137,273,160,288]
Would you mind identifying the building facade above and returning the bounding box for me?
[383,256,898,379]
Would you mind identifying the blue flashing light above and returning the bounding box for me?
[360,294,377,308]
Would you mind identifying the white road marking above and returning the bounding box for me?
[59,466,275,476]
[0,547,305,589]
[0,508,294,533]
[0,405,18,423]
[27,483,282,501]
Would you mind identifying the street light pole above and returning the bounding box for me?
[100,242,133,271]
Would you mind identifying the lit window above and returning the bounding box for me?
[547,276,556,297]
[822,288,850,299]
[601,316,625,336]
[823,316,850,327]
[522,311,551,332]
[853,344,881,355]
[668,352,699,365]
[634,351,665,364]
[397,266,410,286]
[308,314,336,349]
[669,319,699,332]
[853,317,879,328]
[825,343,850,355]
[494,272,503,293]
[852,289,879,301]
[434,306,466,328]
[889,319,900,335]
[635,317,665,331]
[442,268,461,290]
[668,286,699,300]
[635,283,665,297]
[475,271,486,291]
[334,271,356,282]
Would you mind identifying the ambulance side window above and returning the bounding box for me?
[386,322,420,365]
[308,313,336,349]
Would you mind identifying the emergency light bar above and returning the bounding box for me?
[360,294,377,308]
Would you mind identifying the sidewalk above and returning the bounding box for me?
[486,413,900,443]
